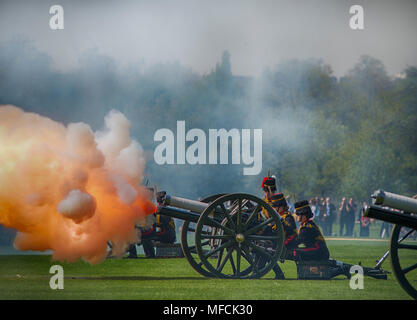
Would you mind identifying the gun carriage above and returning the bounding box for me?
[365,190,417,299]
[155,192,284,279]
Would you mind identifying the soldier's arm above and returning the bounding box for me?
[297,226,308,246]
[283,216,298,246]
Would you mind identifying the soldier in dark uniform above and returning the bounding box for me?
[257,191,302,279]
[290,200,351,279]
[127,213,176,258]
[291,200,330,261]
[254,177,284,278]
[270,193,298,252]
[257,176,276,224]
[261,176,276,203]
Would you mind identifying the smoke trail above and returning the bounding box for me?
[0,105,155,264]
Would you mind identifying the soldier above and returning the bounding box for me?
[261,175,276,200]
[259,175,278,221]
[127,213,176,258]
[259,177,300,278]
[291,200,330,261]
[291,200,350,279]
[270,193,298,251]
[256,177,286,279]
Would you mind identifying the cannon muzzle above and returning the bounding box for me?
[364,205,417,230]
[372,190,417,213]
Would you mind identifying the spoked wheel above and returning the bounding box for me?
[390,224,417,299]
[180,194,226,278]
[195,193,284,279]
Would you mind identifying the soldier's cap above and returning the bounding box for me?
[270,193,287,208]
[261,176,276,191]
[294,200,313,218]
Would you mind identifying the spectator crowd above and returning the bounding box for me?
[306,197,374,237]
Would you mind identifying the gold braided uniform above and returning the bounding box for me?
[292,218,329,261]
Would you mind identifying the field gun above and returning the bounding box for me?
[156,192,284,279]
[365,190,417,299]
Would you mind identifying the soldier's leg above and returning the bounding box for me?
[294,247,330,262]
[272,263,285,279]
[255,254,283,279]
[159,225,176,244]
[328,258,351,279]
[142,239,155,258]
[140,227,158,258]
[127,244,138,258]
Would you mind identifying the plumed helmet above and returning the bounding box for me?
[261,176,276,192]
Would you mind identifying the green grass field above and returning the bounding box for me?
[0,238,415,300]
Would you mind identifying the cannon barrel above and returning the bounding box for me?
[156,191,227,215]
[157,206,201,223]
[157,204,229,230]
[372,190,417,213]
[156,192,226,227]
[160,193,209,213]
[364,205,417,230]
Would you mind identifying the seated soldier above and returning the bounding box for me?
[127,213,176,258]
[290,200,350,279]
[292,200,330,261]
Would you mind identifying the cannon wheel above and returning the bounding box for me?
[390,224,417,299]
[195,193,284,279]
[180,194,226,278]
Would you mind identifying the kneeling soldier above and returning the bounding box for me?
[127,213,176,258]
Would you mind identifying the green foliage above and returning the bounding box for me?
[266,56,417,202]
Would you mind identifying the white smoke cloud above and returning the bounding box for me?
[57,189,96,224]
[66,122,105,169]
[95,110,132,160]
[95,109,146,188]
[111,174,138,205]
[114,140,146,181]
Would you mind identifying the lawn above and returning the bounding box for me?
[0,238,415,300]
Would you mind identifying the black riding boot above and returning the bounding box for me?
[127,244,138,258]
[329,265,351,279]
[273,264,285,280]
[142,239,155,258]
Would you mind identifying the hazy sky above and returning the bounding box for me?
[1,0,416,77]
